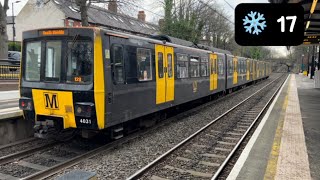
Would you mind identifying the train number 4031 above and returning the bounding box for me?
[80,118,92,124]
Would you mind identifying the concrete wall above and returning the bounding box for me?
[6,24,13,41]
[7,0,66,42]
[0,118,34,145]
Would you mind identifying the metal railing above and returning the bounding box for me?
[0,59,20,80]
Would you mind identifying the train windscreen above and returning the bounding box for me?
[23,38,93,84]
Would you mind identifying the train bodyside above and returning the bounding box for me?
[105,30,228,127]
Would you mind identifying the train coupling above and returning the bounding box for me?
[33,123,55,139]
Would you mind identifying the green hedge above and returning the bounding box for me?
[8,42,21,51]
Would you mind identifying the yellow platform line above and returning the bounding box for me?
[264,85,289,180]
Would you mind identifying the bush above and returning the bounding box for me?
[8,42,21,51]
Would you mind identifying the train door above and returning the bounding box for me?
[233,57,238,84]
[155,44,175,104]
[210,53,218,91]
[246,59,250,81]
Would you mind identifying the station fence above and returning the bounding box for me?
[0,59,20,80]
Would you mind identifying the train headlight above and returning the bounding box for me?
[76,106,82,114]
[19,97,33,111]
[75,102,94,118]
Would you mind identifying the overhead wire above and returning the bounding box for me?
[222,0,234,10]
[198,0,234,25]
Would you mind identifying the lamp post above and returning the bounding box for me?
[301,54,304,73]
[12,0,21,51]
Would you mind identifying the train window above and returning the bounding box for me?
[168,54,173,78]
[45,41,62,82]
[214,58,218,74]
[234,60,237,72]
[176,53,188,78]
[190,56,200,77]
[229,58,233,74]
[111,45,124,83]
[241,60,244,73]
[245,60,248,73]
[201,57,209,77]
[210,57,214,74]
[66,41,93,83]
[218,56,224,75]
[25,41,41,81]
[137,48,152,81]
[158,52,164,78]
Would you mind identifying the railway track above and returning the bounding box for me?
[0,75,284,180]
[0,119,179,179]
[127,74,288,180]
[0,138,104,179]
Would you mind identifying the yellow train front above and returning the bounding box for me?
[19,28,106,136]
[19,27,271,138]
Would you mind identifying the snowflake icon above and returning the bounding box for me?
[243,11,267,35]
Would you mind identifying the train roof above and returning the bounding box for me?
[149,35,232,55]
[22,27,270,63]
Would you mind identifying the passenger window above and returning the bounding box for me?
[168,54,173,78]
[229,59,233,74]
[190,56,200,77]
[177,54,188,78]
[158,52,164,78]
[137,48,152,81]
[201,57,209,77]
[214,59,219,74]
[218,56,224,75]
[111,45,124,83]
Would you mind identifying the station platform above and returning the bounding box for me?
[227,74,320,180]
[0,90,21,120]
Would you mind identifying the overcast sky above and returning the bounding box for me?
[1,0,287,57]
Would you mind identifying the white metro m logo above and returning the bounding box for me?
[44,93,59,109]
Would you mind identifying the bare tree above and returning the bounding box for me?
[75,0,92,26]
[0,0,9,59]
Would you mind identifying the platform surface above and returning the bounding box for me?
[227,74,319,180]
[0,90,21,119]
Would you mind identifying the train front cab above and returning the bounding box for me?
[19,28,106,134]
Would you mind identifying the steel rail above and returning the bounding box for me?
[0,141,59,165]
[0,137,36,151]
[126,74,286,180]
[211,74,290,179]
[22,122,169,180]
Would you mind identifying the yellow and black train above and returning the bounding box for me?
[19,27,271,137]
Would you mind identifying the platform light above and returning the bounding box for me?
[311,0,318,14]
[306,21,311,29]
